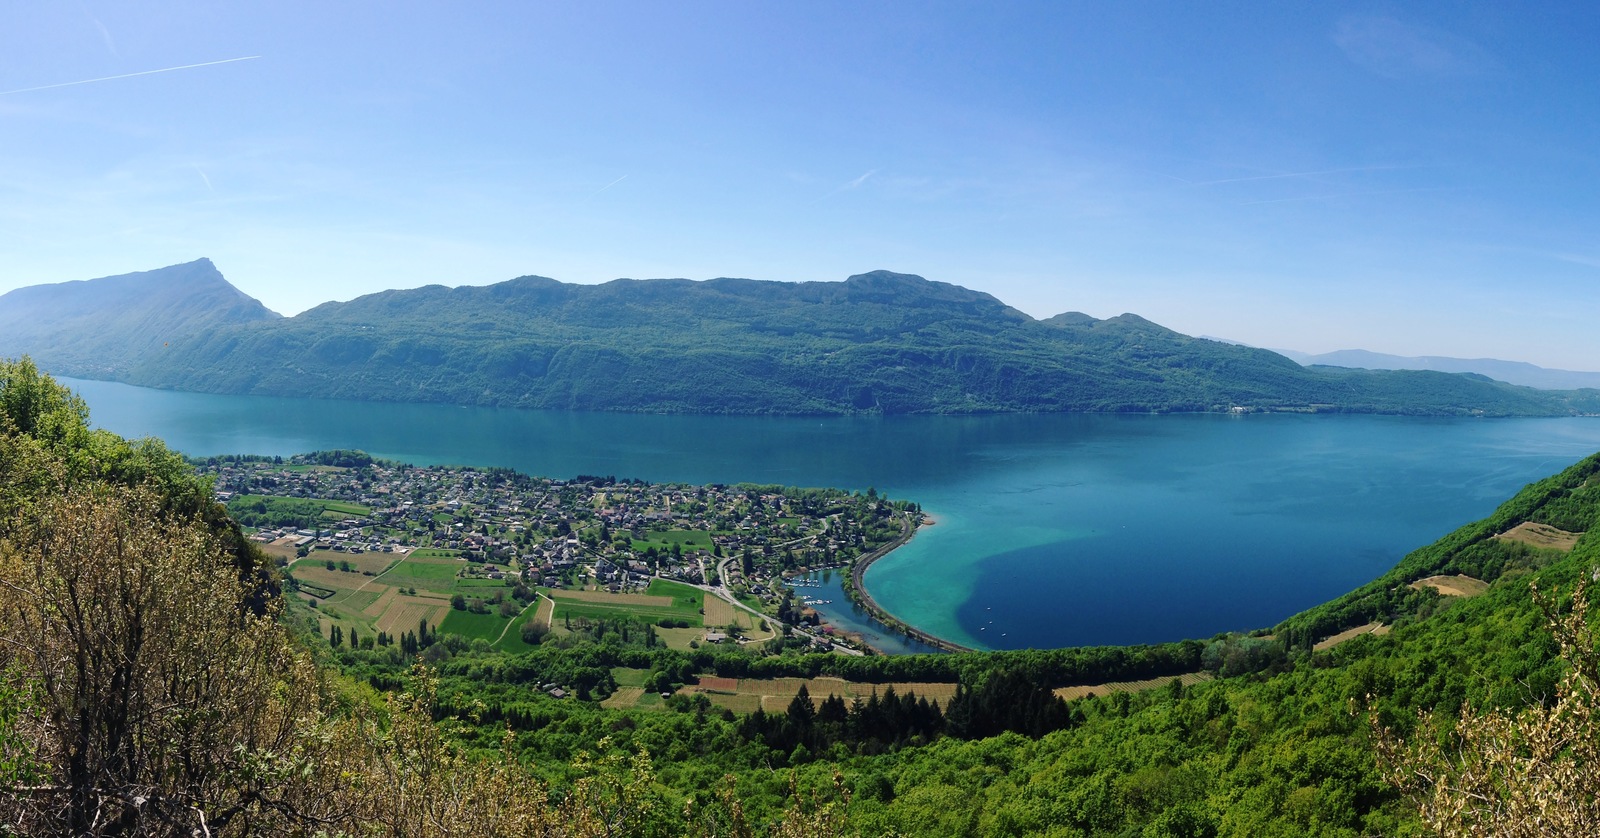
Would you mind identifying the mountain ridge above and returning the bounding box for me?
[1278,347,1600,391]
[6,260,1599,417]
[0,258,281,377]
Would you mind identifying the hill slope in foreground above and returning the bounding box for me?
[5,360,1600,834]
[5,259,1600,416]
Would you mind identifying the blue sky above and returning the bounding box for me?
[3,3,1599,367]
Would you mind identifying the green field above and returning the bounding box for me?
[488,600,545,653]
[438,608,511,641]
[408,548,461,558]
[545,582,707,636]
[553,599,701,626]
[454,577,515,588]
[645,578,705,608]
[629,530,717,552]
[612,667,650,687]
[231,494,371,518]
[382,559,462,588]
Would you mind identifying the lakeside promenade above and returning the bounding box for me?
[847,512,976,654]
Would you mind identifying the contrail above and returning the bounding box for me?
[595,174,629,195]
[811,168,879,204]
[842,169,876,190]
[0,55,261,96]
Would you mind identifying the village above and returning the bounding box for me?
[196,451,918,656]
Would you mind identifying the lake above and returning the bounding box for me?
[60,376,1600,651]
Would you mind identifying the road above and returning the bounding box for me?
[686,554,864,656]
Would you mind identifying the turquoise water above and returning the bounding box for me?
[61,377,1600,650]
[793,569,944,656]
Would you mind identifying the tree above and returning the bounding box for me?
[451,593,467,610]
[520,620,547,646]
[1376,577,1600,836]
[0,484,328,833]
[787,684,816,732]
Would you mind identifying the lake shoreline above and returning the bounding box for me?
[844,512,976,654]
[63,375,1600,651]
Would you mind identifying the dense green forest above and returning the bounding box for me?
[7,259,1600,417]
[4,357,1600,835]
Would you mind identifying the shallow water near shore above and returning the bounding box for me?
[792,569,944,656]
[61,375,1600,651]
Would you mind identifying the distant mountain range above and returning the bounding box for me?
[4,259,1599,417]
[1276,348,1600,391]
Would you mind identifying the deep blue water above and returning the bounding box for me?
[61,376,1600,651]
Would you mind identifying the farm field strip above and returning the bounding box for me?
[553,600,697,624]
[1052,672,1213,700]
[364,585,413,619]
[1409,574,1490,598]
[1494,521,1582,552]
[702,596,735,626]
[1312,622,1392,651]
[678,676,962,714]
[375,600,449,635]
[550,589,681,607]
[601,688,646,710]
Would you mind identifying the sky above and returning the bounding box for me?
[3,2,1600,368]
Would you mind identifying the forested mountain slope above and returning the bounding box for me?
[0,259,279,377]
[7,260,1600,416]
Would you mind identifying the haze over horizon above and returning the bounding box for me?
[4,3,1598,368]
